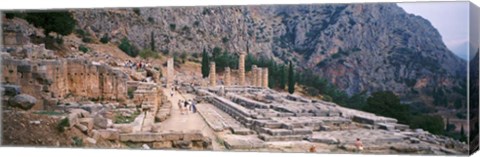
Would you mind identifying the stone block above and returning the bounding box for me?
[153,141,172,149]
[75,123,89,134]
[173,140,192,149]
[2,84,21,96]
[309,135,339,144]
[79,118,94,131]
[231,127,252,135]
[162,131,184,141]
[395,124,409,131]
[292,128,313,135]
[267,128,292,136]
[182,130,204,141]
[8,94,36,110]
[98,129,120,141]
[377,123,395,131]
[85,137,97,144]
[119,133,164,142]
[93,115,108,129]
[91,130,101,140]
[113,124,133,133]
[67,114,79,128]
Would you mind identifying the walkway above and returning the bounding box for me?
[159,88,224,149]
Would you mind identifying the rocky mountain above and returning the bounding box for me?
[71,3,467,107]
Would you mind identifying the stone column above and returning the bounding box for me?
[209,62,216,87]
[166,57,174,88]
[224,67,231,86]
[252,65,257,87]
[239,52,246,86]
[262,68,268,88]
[256,68,262,87]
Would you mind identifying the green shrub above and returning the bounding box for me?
[222,37,229,43]
[114,110,140,124]
[127,88,135,99]
[55,37,64,44]
[138,49,159,60]
[57,118,70,132]
[79,45,89,53]
[5,13,15,19]
[100,34,110,44]
[118,38,139,57]
[193,21,200,27]
[148,17,154,23]
[322,95,332,102]
[169,24,176,31]
[133,8,141,15]
[72,136,83,147]
[75,29,86,37]
[192,52,199,58]
[81,37,92,43]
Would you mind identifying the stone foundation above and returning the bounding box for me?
[1,55,129,110]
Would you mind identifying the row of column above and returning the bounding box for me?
[208,52,268,88]
[251,65,268,88]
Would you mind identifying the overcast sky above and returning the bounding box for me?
[397,2,470,60]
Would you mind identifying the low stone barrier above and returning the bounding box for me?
[119,130,212,150]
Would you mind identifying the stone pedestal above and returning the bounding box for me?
[239,52,246,86]
[209,62,216,87]
[224,67,231,86]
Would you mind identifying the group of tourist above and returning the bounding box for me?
[178,99,197,114]
[124,60,150,70]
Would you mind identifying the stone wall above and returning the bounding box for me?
[2,55,129,110]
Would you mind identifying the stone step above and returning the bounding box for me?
[223,135,265,149]
[230,127,254,135]
[258,134,308,141]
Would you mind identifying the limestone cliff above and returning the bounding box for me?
[70,3,466,107]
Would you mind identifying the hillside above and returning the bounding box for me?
[70,3,467,111]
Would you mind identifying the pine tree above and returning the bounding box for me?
[279,65,286,90]
[150,31,155,51]
[460,125,466,142]
[288,61,295,94]
[201,48,210,78]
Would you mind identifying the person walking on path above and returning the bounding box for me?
[355,138,364,153]
[184,100,189,115]
[191,101,197,113]
[178,100,184,115]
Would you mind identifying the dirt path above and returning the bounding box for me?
[160,88,225,150]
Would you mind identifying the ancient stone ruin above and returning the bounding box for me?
[0,18,468,154]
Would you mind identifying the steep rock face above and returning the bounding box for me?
[71,3,466,106]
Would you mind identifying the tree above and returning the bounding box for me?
[410,115,445,135]
[118,38,139,57]
[278,65,286,90]
[364,91,410,124]
[288,61,295,94]
[212,47,222,59]
[201,48,210,78]
[150,31,156,51]
[25,12,76,36]
[460,125,467,142]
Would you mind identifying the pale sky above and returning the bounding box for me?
[397,2,470,60]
